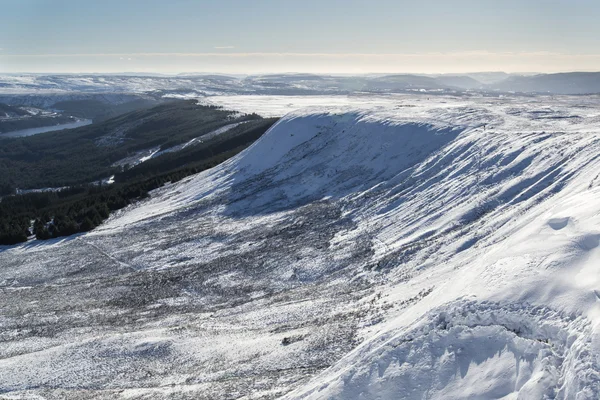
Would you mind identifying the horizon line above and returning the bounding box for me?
[3,51,600,58]
[3,70,600,76]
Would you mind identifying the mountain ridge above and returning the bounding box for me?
[2,72,600,96]
[2,96,600,398]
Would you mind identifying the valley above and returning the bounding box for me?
[1,92,599,398]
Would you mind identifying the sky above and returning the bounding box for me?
[1,0,599,74]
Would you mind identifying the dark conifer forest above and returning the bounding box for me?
[0,100,277,245]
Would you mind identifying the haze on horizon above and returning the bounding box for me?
[1,0,599,74]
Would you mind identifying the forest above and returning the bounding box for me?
[0,103,277,245]
[0,100,262,194]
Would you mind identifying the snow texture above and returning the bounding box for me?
[1,94,600,399]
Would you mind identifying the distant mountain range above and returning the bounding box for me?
[490,72,600,94]
[0,71,599,96]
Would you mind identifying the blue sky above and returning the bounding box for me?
[1,0,599,73]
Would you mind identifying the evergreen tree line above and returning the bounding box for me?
[0,118,277,246]
[0,100,262,196]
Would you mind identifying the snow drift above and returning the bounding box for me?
[2,96,600,399]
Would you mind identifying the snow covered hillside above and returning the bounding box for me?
[1,95,600,399]
[3,72,600,98]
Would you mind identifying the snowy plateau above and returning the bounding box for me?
[2,94,600,399]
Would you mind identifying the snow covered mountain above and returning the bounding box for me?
[2,72,599,98]
[1,95,600,399]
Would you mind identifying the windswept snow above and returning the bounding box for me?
[2,94,600,399]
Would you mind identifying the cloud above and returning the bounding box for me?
[214,46,235,49]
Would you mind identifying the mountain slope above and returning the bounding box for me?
[0,100,262,193]
[1,96,600,399]
[434,74,483,90]
[4,73,600,96]
[491,72,600,94]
